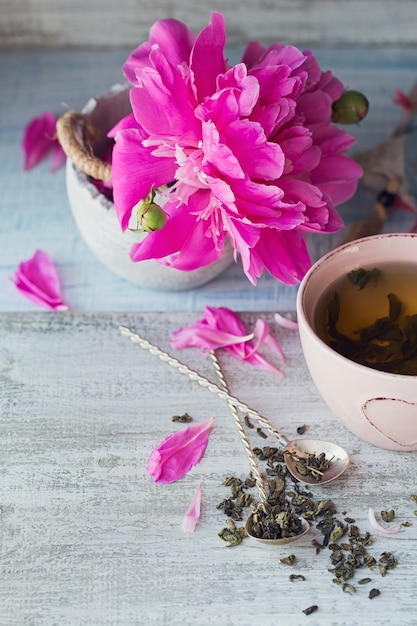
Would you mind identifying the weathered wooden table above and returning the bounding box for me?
[1,311,416,625]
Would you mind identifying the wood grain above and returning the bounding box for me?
[2,0,417,47]
[1,311,416,625]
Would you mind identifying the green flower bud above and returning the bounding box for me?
[134,186,167,232]
[332,90,369,124]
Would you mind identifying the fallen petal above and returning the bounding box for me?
[22,111,65,171]
[171,306,284,375]
[368,508,402,535]
[11,250,69,310]
[274,312,299,330]
[181,481,204,532]
[146,416,215,483]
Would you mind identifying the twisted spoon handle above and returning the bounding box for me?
[209,351,268,504]
[119,325,289,447]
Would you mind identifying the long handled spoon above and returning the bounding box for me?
[209,351,310,545]
[119,326,349,486]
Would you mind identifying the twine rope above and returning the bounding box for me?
[209,350,268,504]
[56,111,112,182]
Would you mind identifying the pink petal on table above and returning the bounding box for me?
[249,318,285,363]
[181,482,204,532]
[11,250,69,311]
[146,417,215,483]
[171,306,284,375]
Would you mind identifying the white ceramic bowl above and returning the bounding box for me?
[65,84,234,291]
[296,233,417,451]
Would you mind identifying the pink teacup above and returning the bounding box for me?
[296,233,417,451]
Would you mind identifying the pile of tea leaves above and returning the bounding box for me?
[217,441,401,600]
[326,268,417,375]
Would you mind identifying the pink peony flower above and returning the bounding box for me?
[110,12,363,285]
[11,249,69,310]
[22,111,66,172]
[170,306,285,375]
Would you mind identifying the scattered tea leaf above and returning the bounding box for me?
[172,412,193,422]
[381,510,395,522]
[342,582,356,595]
[369,588,381,599]
[244,414,254,429]
[279,554,296,566]
[297,424,307,435]
[289,574,306,582]
[218,518,246,547]
[303,605,318,616]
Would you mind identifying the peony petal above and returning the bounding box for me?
[171,324,254,352]
[146,417,215,483]
[252,318,286,362]
[171,307,283,374]
[11,250,69,311]
[22,111,65,171]
[190,12,227,102]
[129,48,200,141]
[181,481,204,532]
[111,126,175,231]
[123,18,195,85]
[274,312,299,330]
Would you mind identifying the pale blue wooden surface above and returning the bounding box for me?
[1,47,416,312]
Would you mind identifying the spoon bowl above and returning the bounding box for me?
[245,513,310,545]
[283,438,350,486]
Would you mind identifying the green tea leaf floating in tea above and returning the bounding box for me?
[347,267,380,290]
[322,266,417,374]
